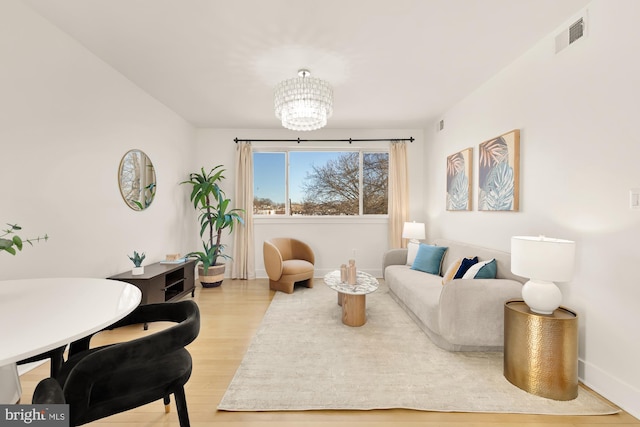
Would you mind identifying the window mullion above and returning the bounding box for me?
[358,150,364,216]
[286,151,290,216]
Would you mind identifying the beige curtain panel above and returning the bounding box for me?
[232,141,255,279]
[388,141,409,248]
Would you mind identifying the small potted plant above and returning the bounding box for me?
[128,251,146,275]
[181,166,244,287]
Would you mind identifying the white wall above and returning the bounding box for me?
[424,0,640,417]
[196,128,425,278]
[0,0,197,280]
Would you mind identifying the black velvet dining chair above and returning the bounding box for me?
[32,299,200,427]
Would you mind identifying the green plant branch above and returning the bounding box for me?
[0,223,49,255]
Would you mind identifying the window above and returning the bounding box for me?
[253,150,389,216]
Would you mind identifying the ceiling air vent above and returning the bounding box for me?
[555,16,586,54]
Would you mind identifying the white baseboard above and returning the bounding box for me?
[579,358,640,419]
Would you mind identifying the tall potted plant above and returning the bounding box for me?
[181,166,244,288]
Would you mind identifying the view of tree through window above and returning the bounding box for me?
[253,150,389,216]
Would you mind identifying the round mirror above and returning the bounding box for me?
[118,149,156,211]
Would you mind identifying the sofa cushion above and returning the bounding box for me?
[411,244,448,275]
[462,258,497,279]
[281,259,314,275]
[385,265,442,335]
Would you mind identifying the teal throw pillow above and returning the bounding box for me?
[475,259,497,279]
[411,244,448,275]
[462,258,498,279]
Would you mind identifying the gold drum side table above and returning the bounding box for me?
[503,300,578,401]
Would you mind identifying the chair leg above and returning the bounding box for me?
[50,347,65,378]
[173,387,191,427]
[164,395,170,413]
[269,280,294,294]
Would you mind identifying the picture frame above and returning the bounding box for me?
[478,129,520,211]
[446,147,472,211]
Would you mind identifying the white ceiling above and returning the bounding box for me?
[22,0,590,130]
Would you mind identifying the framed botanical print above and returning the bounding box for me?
[446,147,472,211]
[478,129,520,211]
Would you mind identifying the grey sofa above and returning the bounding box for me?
[383,238,524,351]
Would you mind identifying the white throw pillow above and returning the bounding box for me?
[406,241,420,265]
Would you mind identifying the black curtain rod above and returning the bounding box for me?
[234,137,414,144]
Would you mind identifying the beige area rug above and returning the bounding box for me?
[218,280,619,415]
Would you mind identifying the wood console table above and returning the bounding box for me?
[109,259,197,306]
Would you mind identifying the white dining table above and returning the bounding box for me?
[0,277,142,403]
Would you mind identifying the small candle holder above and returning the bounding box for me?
[347,260,357,285]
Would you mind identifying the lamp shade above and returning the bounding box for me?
[511,236,576,282]
[402,222,425,240]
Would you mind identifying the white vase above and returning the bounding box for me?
[132,266,144,275]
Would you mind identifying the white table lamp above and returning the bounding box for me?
[511,235,576,315]
[402,221,425,244]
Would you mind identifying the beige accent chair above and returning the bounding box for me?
[263,238,315,293]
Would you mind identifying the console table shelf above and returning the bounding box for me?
[109,259,197,306]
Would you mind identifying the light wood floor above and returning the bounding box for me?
[19,278,640,427]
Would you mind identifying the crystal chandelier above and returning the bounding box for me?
[274,69,333,131]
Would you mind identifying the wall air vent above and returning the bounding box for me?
[569,18,584,44]
[555,16,587,54]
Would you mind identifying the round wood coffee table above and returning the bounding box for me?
[323,270,379,327]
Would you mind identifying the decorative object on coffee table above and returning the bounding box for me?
[347,259,357,285]
[510,235,576,314]
[323,270,378,327]
[504,300,578,400]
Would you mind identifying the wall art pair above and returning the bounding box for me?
[446,129,520,212]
